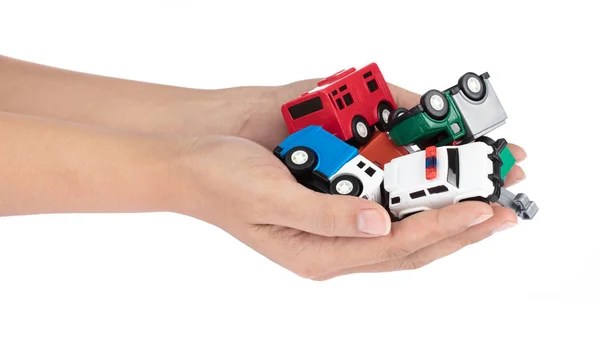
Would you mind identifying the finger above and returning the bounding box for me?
[387,83,421,109]
[507,143,527,162]
[325,201,494,271]
[398,206,517,269]
[260,181,392,238]
[503,164,526,187]
[314,206,516,280]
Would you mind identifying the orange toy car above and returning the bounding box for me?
[358,131,410,169]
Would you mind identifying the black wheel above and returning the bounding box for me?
[458,72,486,102]
[351,116,373,145]
[385,107,410,131]
[459,196,490,205]
[420,90,449,120]
[330,175,362,197]
[375,102,394,132]
[284,147,317,175]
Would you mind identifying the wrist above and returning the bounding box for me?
[127,134,192,215]
[166,134,226,225]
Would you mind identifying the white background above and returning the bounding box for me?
[1,0,599,340]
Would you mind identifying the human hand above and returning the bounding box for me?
[171,134,527,280]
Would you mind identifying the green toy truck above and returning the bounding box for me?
[386,72,507,149]
[385,71,515,179]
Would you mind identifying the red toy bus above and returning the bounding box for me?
[281,63,397,146]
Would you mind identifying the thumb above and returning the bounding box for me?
[387,83,421,109]
[265,182,392,238]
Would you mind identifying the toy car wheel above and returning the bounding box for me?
[351,116,373,145]
[421,90,449,120]
[459,196,490,205]
[375,102,394,132]
[458,72,486,102]
[330,175,362,197]
[385,107,410,131]
[284,147,317,175]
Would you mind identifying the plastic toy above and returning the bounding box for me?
[281,63,396,146]
[382,142,503,220]
[273,125,357,193]
[273,125,383,201]
[386,72,507,150]
[358,130,410,169]
[497,188,538,220]
[273,64,538,222]
[329,154,384,203]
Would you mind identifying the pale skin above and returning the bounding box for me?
[0,55,527,280]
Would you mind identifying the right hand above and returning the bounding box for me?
[170,134,522,280]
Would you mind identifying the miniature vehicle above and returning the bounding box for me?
[273,125,383,201]
[497,188,538,220]
[281,63,396,146]
[329,154,384,203]
[386,72,507,150]
[382,142,503,220]
[358,130,410,169]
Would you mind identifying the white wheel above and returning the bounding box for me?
[467,76,482,93]
[290,150,309,165]
[335,180,354,195]
[381,108,391,123]
[430,94,445,111]
[458,72,486,101]
[351,116,373,145]
[356,122,368,138]
[330,175,362,196]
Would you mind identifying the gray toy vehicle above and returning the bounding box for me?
[498,188,539,220]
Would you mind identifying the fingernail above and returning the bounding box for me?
[493,222,517,234]
[469,214,493,227]
[358,210,390,235]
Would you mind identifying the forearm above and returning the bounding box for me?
[0,110,183,216]
[0,55,279,138]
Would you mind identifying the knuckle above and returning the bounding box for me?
[377,244,410,262]
[401,257,427,270]
[314,200,339,237]
[430,207,466,236]
[432,209,449,235]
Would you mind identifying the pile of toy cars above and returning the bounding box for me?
[273,63,538,221]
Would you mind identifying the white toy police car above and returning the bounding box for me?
[382,141,502,220]
[329,154,384,204]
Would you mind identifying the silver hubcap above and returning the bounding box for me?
[356,122,368,137]
[467,77,481,93]
[291,150,308,165]
[381,108,391,123]
[430,95,445,111]
[336,180,354,195]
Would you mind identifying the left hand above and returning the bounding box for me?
[231,78,529,278]
[171,133,526,280]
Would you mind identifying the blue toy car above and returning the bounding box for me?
[273,125,359,193]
